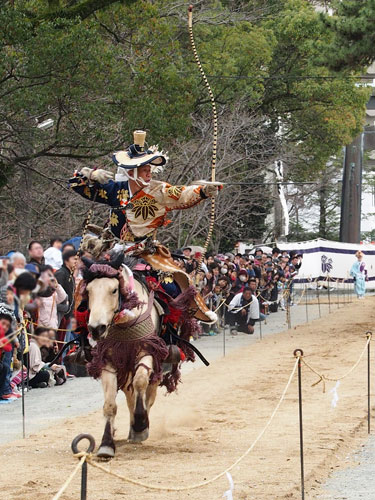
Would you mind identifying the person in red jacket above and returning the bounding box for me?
[0,305,15,400]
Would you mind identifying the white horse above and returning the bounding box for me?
[81,255,170,458]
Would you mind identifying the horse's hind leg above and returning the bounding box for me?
[126,354,155,443]
[97,366,117,458]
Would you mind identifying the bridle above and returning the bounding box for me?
[83,267,144,333]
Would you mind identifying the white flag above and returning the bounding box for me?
[223,472,234,500]
[330,381,340,408]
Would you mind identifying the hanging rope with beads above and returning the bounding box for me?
[188,5,218,269]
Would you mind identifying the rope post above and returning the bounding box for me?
[337,280,340,309]
[287,294,292,329]
[285,283,292,329]
[20,325,26,439]
[327,276,331,313]
[317,281,321,318]
[259,316,263,340]
[26,351,30,393]
[71,434,96,500]
[223,323,226,357]
[367,332,372,434]
[304,283,308,323]
[293,349,305,500]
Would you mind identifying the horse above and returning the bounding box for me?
[81,254,170,458]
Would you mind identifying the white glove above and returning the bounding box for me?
[203,184,221,198]
[80,167,113,184]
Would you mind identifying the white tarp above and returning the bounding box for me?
[237,238,375,288]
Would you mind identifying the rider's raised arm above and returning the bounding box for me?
[154,181,221,211]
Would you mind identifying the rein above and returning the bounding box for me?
[112,290,154,330]
[47,339,79,367]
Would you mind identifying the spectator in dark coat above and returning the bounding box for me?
[55,250,78,334]
[28,241,45,271]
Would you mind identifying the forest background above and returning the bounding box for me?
[0,0,374,253]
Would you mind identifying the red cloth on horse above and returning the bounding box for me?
[74,308,90,334]
[145,276,183,325]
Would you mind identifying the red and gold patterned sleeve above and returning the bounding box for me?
[154,182,208,211]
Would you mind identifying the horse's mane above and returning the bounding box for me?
[81,253,137,284]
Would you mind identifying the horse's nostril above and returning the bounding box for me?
[89,324,107,339]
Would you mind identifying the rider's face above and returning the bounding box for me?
[135,164,152,183]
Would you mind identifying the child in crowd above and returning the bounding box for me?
[29,327,66,388]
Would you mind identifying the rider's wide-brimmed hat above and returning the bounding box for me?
[112,130,168,171]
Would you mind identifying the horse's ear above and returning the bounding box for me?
[110,252,124,270]
[81,256,95,269]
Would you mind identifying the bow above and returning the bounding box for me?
[188,5,218,266]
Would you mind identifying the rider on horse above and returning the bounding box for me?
[69,130,221,245]
[69,130,219,365]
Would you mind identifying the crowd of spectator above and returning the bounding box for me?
[0,238,302,401]
[176,246,302,335]
[0,238,80,401]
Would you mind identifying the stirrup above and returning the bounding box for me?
[163,345,181,364]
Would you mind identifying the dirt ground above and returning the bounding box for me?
[3,296,375,500]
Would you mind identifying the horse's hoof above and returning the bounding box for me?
[97,445,115,459]
[128,427,149,443]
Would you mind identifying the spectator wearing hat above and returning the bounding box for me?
[12,272,37,321]
[183,247,192,259]
[28,240,45,271]
[235,269,249,294]
[44,238,63,271]
[25,263,40,279]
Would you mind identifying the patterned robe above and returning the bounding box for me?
[69,173,208,241]
[350,260,367,297]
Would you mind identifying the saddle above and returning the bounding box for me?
[139,244,217,324]
[80,228,217,324]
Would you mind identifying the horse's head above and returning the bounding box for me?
[82,254,123,341]
[87,276,120,340]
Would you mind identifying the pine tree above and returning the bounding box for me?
[322,0,375,71]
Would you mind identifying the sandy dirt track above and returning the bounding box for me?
[3,297,375,500]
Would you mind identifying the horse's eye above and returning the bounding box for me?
[112,289,118,294]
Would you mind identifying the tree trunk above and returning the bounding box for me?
[340,134,363,243]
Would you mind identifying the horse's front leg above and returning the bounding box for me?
[125,354,155,443]
[97,365,117,458]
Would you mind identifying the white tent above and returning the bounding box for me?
[237,238,375,288]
